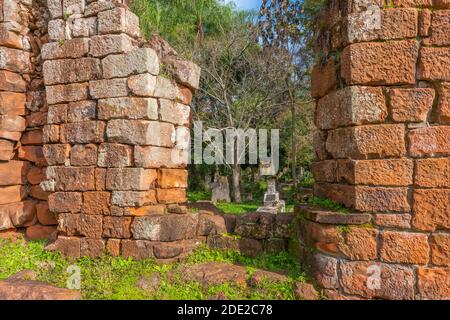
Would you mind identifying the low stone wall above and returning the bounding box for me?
[206,212,295,257]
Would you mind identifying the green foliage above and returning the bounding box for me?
[216,202,259,215]
[186,245,307,281]
[130,0,240,59]
[306,197,349,213]
[0,239,309,300]
[187,190,211,202]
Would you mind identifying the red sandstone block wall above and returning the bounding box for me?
[307,0,449,299]
[0,0,56,240]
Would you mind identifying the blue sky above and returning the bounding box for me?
[230,0,261,10]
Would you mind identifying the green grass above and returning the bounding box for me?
[187,190,211,202]
[306,197,349,213]
[187,190,295,215]
[0,238,309,300]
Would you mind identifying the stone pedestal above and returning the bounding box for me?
[257,178,285,214]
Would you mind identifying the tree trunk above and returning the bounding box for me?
[232,163,242,203]
[289,92,298,187]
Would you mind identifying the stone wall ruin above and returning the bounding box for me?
[0,0,448,300]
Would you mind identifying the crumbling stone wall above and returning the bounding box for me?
[305,0,449,299]
[37,0,204,260]
[0,0,56,240]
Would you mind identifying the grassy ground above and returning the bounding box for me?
[0,238,309,300]
[187,191,295,215]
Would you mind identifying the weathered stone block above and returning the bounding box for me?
[42,125,60,144]
[18,146,46,164]
[79,214,102,238]
[0,70,26,92]
[412,189,450,231]
[89,78,128,99]
[67,101,96,123]
[0,92,25,116]
[21,130,43,145]
[380,231,429,264]
[415,158,450,188]
[431,234,450,266]
[341,40,419,85]
[408,126,450,157]
[373,213,411,229]
[0,186,27,206]
[437,83,450,123]
[156,188,186,204]
[0,47,30,73]
[48,0,63,19]
[106,168,157,191]
[311,160,337,183]
[121,240,154,260]
[70,16,97,38]
[131,214,197,241]
[346,8,418,43]
[418,47,450,81]
[60,121,105,144]
[165,59,201,91]
[128,73,156,97]
[315,86,386,130]
[47,104,67,124]
[111,190,157,207]
[134,146,188,168]
[336,159,413,186]
[326,124,406,159]
[0,24,23,49]
[0,140,15,161]
[175,126,190,150]
[314,183,410,212]
[43,144,70,166]
[98,97,158,120]
[46,83,89,104]
[311,58,337,98]
[0,115,25,132]
[90,34,135,57]
[417,267,450,300]
[48,192,82,213]
[48,19,66,41]
[47,236,80,258]
[431,10,450,45]
[106,239,121,257]
[41,38,89,60]
[70,144,97,166]
[0,200,36,228]
[389,88,435,122]
[63,0,86,15]
[106,119,175,147]
[0,161,29,186]
[83,191,110,215]
[80,238,105,258]
[46,166,95,191]
[153,76,180,100]
[339,261,415,300]
[97,7,140,38]
[97,143,133,168]
[159,100,191,126]
[103,216,132,238]
[102,48,159,78]
[158,169,188,188]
